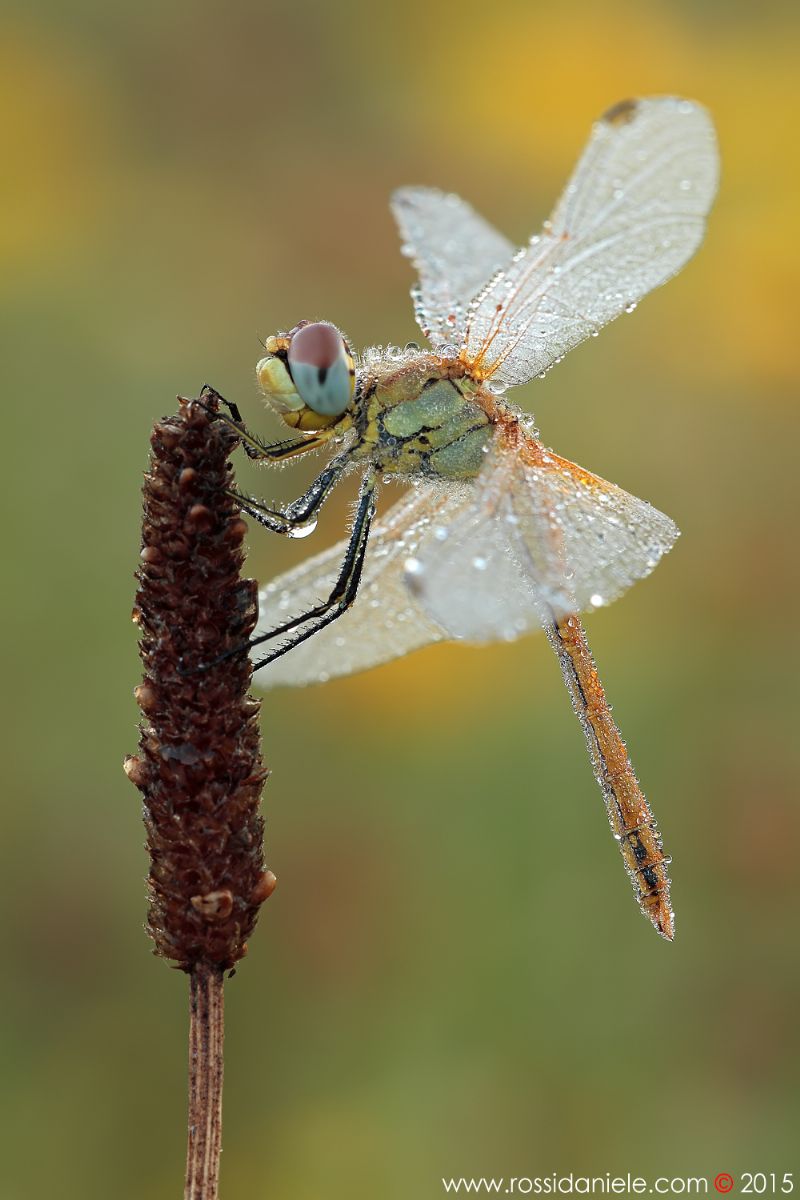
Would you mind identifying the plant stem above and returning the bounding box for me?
[185,963,225,1200]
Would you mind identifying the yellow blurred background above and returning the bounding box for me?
[2,1,799,1196]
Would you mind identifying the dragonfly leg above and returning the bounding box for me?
[230,451,351,535]
[250,467,377,671]
[184,468,376,677]
[197,384,330,462]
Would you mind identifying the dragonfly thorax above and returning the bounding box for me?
[357,359,493,483]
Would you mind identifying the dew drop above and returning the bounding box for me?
[590,593,605,608]
[624,301,638,314]
[288,518,317,539]
[404,556,424,578]
[472,556,488,571]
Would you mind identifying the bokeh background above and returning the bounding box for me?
[2,1,798,1196]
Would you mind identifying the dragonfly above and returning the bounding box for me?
[206,96,718,940]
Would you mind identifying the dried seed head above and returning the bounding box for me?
[128,396,272,970]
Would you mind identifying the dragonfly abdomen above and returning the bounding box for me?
[546,613,675,940]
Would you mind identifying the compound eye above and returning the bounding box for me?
[287,322,355,416]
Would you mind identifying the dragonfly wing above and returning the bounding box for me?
[509,441,680,617]
[410,430,679,637]
[463,96,719,387]
[406,445,545,641]
[252,483,473,688]
[391,187,513,351]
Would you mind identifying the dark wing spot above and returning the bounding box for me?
[318,366,328,386]
[601,98,639,127]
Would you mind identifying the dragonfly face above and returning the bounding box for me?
[256,320,356,431]
[213,96,720,941]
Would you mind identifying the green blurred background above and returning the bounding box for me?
[3,1,798,1196]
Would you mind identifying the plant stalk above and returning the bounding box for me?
[185,963,225,1200]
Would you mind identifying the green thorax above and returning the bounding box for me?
[353,363,492,482]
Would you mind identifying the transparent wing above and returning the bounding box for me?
[410,429,679,637]
[391,187,514,351]
[463,96,719,387]
[252,482,473,688]
[403,446,545,642]
[510,442,679,615]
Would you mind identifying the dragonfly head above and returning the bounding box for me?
[256,321,356,431]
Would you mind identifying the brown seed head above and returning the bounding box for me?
[128,396,273,970]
